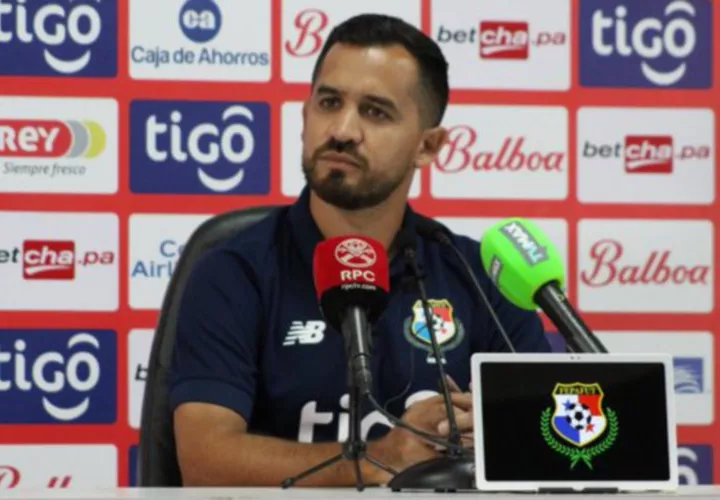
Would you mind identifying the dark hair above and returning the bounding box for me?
[310,13,449,127]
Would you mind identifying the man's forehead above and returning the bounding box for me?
[315,44,420,104]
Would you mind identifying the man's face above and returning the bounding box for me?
[302,43,433,210]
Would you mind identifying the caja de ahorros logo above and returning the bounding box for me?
[0,330,116,423]
[129,100,270,195]
[0,0,117,77]
[579,0,712,88]
[131,0,268,70]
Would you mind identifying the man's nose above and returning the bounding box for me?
[327,108,362,145]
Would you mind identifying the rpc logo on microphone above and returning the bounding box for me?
[334,238,378,282]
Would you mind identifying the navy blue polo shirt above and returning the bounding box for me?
[169,187,551,443]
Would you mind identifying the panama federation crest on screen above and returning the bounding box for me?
[540,382,619,469]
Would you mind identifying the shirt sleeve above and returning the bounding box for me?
[168,248,263,423]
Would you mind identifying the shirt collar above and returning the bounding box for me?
[288,186,423,279]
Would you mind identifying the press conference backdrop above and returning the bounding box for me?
[0,0,717,491]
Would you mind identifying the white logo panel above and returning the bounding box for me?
[280,101,420,198]
[578,220,714,313]
[596,331,714,425]
[431,105,568,200]
[129,0,271,81]
[0,445,117,489]
[431,0,570,90]
[129,214,212,310]
[578,107,715,204]
[0,212,118,311]
[282,0,421,83]
[0,97,118,194]
[129,329,154,430]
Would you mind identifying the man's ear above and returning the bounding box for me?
[301,100,309,139]
[415,127,448,168]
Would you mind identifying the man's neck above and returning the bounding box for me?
[309,190,407,250]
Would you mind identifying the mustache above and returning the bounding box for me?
[311,139,368,169]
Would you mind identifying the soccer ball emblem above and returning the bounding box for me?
[564,402,593,431]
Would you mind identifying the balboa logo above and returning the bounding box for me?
[434,126,565,173]
[0,0,117,77]
[130,100,270,195]
[581,239,711,287]
[0,330,117,423]
[579,0,712,88]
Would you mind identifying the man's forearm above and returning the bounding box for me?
[180,431,394,487]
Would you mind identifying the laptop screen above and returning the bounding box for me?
[479,361,671,483]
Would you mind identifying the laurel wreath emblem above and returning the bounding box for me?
[540,407,619,470]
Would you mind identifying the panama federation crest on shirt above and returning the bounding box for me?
[403,298,464,364]
[540,382,619,470]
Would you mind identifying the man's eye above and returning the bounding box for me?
[364,106,389,120]
[319,97,340,108]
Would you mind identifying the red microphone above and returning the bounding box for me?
[313,236,389,395]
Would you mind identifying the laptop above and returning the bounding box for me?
[470,352,679,493]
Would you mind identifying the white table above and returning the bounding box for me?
[1,487,719,499]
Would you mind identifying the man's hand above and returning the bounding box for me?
[370,393,448,479]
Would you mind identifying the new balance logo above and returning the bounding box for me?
[283,321,326,346]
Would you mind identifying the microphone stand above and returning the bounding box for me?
[387,244,475,492]
[281,320,397,491]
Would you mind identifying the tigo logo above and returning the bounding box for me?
[129,0,270,82]
[180,0,221,43]
[0,330,117,423]
[0,120,106,159]
[678,445,713,484]
[674,357,703,393]
[580,0,712,88]
[130,101,270,195]
[0,0,117,77]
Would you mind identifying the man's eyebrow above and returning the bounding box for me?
[315,85,399,113]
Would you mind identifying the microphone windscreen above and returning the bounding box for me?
[312,236,390,331]
[480,218,565,310]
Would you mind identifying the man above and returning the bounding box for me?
[170,13,551,487]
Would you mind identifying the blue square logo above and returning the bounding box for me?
[0,0,118,77]
[579,0,712,88]
[0,329,117,423]
[130,101,271,195]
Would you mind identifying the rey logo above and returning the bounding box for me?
[540,382,619,470]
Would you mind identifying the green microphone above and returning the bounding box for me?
[480,218,608,353]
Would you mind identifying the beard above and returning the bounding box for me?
[302,147,411,211]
